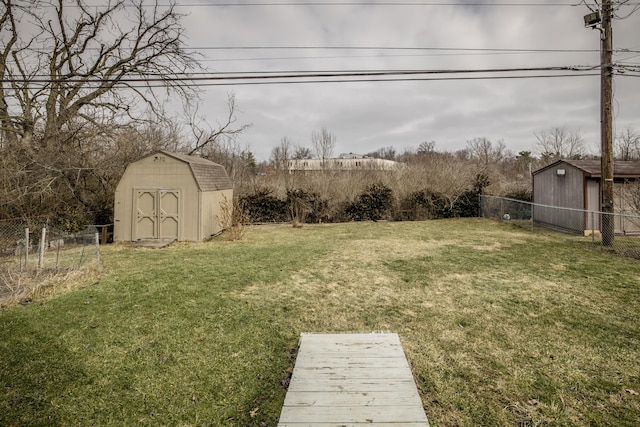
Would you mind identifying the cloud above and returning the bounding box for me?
[177,1,640,161]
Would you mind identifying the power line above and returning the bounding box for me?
[6,73,599,88]
[0,65,599,84]
[0,66,601,90]
[133,73,601,87]
[198,51,594,63]
[167,1,638,8]
[49,0,640,12]
[613,0,640,18]
[190,46,601,53]
[77,1,612,8]
[190,45,603,65]
[197,51,636,64]
[16,45,611,58]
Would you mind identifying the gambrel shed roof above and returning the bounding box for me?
[160,151,233,191]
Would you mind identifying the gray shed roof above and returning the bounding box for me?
[533,159,640,178]
[160,151,233,191]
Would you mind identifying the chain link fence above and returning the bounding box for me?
[480,195,640,259]
[1,219,101,304]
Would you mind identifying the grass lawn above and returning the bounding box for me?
[1,219,639,426]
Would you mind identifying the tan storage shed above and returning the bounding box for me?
[113,151,233,242]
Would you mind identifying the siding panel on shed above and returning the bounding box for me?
[533,163,585,232]
[199,188,233,240]
[586,179,601,231]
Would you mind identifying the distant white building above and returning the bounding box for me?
[287,154,401,173]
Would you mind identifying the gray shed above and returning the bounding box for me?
[532,159,640,234]
[113,151,233,242]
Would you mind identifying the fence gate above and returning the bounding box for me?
[134,189,181,240]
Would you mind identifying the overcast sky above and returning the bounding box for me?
[171,1,640,161]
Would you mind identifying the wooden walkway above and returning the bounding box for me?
[278,332,430,426]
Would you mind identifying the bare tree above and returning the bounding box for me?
[311,127,336,167]
[417,140,436,155]
[293,145,313,159]
[270,136,293,171]
[183,92,252,193]
[1,0,203,147]
[367,146,397,160]
[534,126,587,161]
[466,137,508,166]
[402,152,477,213]
[0,116,183,221]
[615,126,640,160]
[186,93,250,156]
[0,0,206,220]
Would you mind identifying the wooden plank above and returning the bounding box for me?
[293,356,409,369]
[291,366,413,379]
[279,424,428,427]
[286,378,419,393]
[278,406,428,424]
[298,333,402,345]
[297,336,400,354]
[278,332,429,426]
[283,391,422,407]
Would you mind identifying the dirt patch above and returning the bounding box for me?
[473,242,505,251]
[130,239,176,249]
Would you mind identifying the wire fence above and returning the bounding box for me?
[480,195,640,259]
[1,219,101,303]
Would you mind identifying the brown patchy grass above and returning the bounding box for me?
[1,219,639,426]
[1,267,99,308]
[234,221,640,426]
[1,241,100,308]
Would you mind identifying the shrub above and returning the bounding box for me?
[51,205,90,232]
[504,188,532,202]
[397,190,446,220]
[239,188,288,223]
[450,172,492,218]
[345,182,393,221]
[286,189,312,227]
[451,190,479,218]
[286,190,329,224]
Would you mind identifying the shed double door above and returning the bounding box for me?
[134,189,181,240]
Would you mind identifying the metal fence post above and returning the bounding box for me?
[55,235,61,270]
[24,227,29,270]
[528,200,533,231]
[95,232,101,272]
[38,227,46,270]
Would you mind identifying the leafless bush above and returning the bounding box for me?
[286,190,312,228]
[1,268,98,308]
[217,196,249,241]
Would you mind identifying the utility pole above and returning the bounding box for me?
[600,0,614,246]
